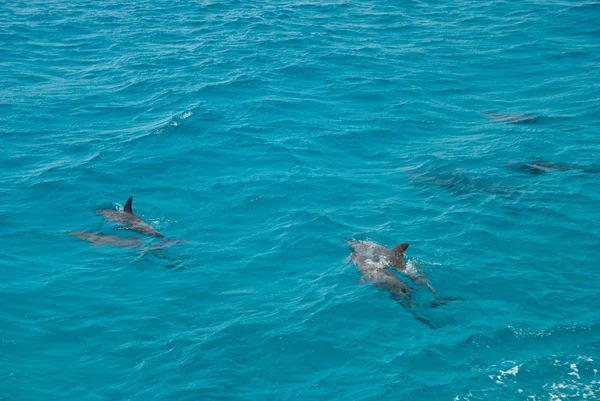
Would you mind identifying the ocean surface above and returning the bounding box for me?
[2,0,600,399]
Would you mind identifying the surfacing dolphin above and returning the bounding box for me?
[345,239,461,303]
[350,253,435,329]
[346,239,438,293]
[97,197,164,238]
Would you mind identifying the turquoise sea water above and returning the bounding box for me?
[2,0,600,399]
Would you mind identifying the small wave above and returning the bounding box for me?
[153,110,195,135]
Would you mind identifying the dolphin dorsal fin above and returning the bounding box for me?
[393,243,409,253]
[124,197,134,214]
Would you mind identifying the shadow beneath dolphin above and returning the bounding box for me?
[392,294,438,330]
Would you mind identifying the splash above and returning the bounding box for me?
[153,110,194,135]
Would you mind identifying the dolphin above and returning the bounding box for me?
[96,197,164,238]
[350,253,435,328]
[68,230,188,259]
[509,159,573,175]
[509,159,600,176]
[487,113,540,124]
[69,230,144,249]
[346,239,440,296]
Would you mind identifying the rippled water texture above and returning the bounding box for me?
[2,1,600,400]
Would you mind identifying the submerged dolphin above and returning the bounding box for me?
[69,230,187,259]
[350,253,435,328]
[97,197,164,238]
[487,113,540,124]
[69,230,144,249]
[346,239,440,296]
[507,159,584,175]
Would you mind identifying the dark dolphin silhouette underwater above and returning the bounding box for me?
[507,159,599,175]
[69,230,144,249]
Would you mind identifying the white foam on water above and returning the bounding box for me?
[542,359,598,400]
[406,260,418,275]
[582,383,595,399]
[500,366,519,376]
[181,111,192,119]
[458,355,599,400]
[492,364,520,386]
[568,363,580,380]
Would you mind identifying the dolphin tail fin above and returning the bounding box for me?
[124,197,133,214]
[150,248,185,270]
[150,238,188,260]
[150,246,180,262]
